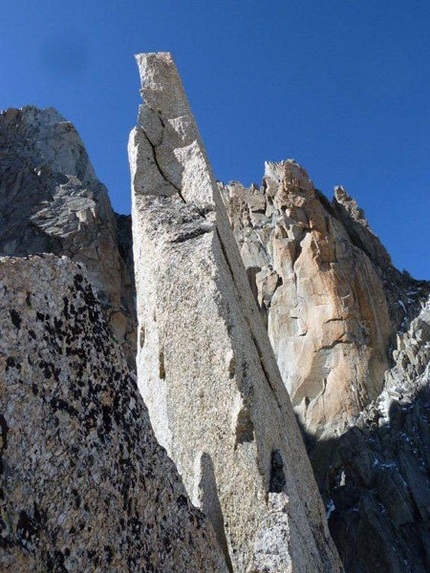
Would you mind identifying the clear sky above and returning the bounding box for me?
[1,1,429,279]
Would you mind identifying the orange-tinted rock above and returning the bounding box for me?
[221,160,392,437]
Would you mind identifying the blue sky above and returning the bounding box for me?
[1,0,429,279]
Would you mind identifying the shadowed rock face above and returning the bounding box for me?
[130,52,342,573]
[0,254,228,573]
[220,162,392,438]
[326,298,430,573]
[0,107,136,366]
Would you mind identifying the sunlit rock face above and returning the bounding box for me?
[3,51,429,573]
[0,107,136,366]
[221,161,430,572]
[130,52,342,573]
[0,254,228,573]
[220,161,392,438]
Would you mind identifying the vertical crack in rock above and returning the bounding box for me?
[139,124,187,203]
[130,51,342,573]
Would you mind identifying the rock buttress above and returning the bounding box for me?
[0,107,136,366]
[129,51,342,573]
[220,162,430,571]
[220,162,392,439]
[0,254,228,572]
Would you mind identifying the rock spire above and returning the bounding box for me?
[129,52,342,572]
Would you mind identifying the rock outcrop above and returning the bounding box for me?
[0,107,136,366]
[220,163,392,438]
[221,162,430,571]
[0,254,228,572]
[2,53,428,573]
[130,52,342,573]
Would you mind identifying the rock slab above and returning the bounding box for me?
[0,254,228,572]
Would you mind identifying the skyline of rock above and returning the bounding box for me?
[0,51,429,572]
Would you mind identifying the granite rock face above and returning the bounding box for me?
[221,162,430,571]
[130,52,342,573]
[0,107,136,366]
[0,254,228,573]
[2,53,428,573]
[220,163,392,438]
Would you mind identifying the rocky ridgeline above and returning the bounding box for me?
[0,255,227,572]
[1,51,429,572]
[220,161,430,571]
[0,107,136,366]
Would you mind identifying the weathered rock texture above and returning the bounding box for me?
[130,52,342,573]
[0,254,228,572]
[0,107,136,365]
[221,164,430,571]
[326,296,430,572]
[331,185,428,335]
[220,164,392,438]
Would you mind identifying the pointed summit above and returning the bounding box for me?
[129,52,342,573]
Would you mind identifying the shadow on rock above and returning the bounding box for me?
[302,384,430,573]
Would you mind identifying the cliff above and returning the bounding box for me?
[220,162,392,438]
[1,51,429,573]
[221,160,430,571]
